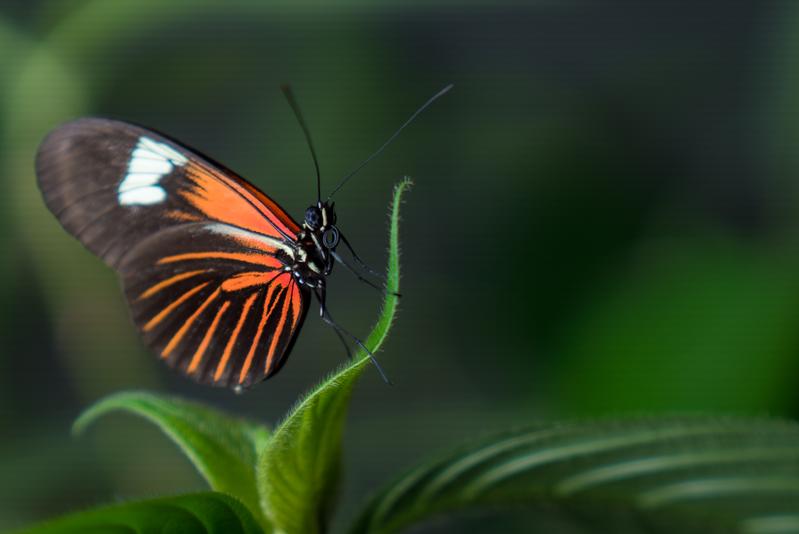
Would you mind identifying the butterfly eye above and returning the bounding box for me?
[305,206,322,229]
[323,226,340,249]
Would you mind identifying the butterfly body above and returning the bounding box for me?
[292,202,340,288]
[35,85,450,390]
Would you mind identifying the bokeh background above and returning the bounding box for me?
[3,1,799,532]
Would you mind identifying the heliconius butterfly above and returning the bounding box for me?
[35,85,452,391]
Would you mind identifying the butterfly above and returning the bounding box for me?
[34,85,451,390]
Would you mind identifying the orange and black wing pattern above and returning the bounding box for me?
[36,118,309,388]
[120,222,308,388]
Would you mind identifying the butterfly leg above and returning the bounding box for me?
[339,232,387,282]
[314,287,391,384]
[330,250,400,297]
[333,327,354,360]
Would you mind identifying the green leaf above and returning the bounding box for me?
[257,178,410,534]
[350,417,799,534]
[13,491,263,534]
[74,391,271,530]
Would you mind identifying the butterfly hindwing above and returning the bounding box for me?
[36,118,310,388]
[120,223,309,388]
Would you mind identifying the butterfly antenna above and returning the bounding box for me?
[281,84,322,204]
[327,83,453,200]
[315,288,392,384]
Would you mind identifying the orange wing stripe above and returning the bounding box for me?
[182,167,276,238]
[194,162,300,236]
[214,292,259,382]
[165,209,202,222]
[158,251,282,269]
[143,282,210,332]
[238,284,282,384]
[265,297,290,374]
[162,288,221,358]
[221,271,282,292]
[188,300,230,374]
[139,269,207,300]
[232,178,301,236]
[290,281,302,329]
[182,163,299,238]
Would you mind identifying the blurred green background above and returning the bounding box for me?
[3,1,799,532]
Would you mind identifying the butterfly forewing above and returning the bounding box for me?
[35,118,300,268]
[36,118,310,388]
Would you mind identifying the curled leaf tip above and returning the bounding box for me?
[257,180,410,534]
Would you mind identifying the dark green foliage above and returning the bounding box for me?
[351,417,799,533]
[73,391,271,530]
[12,492,263,534]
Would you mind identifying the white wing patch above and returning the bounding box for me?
[118,137,188,206]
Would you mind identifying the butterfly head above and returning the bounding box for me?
[304,201,339,249]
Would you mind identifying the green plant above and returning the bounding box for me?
[16,180,799,534]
